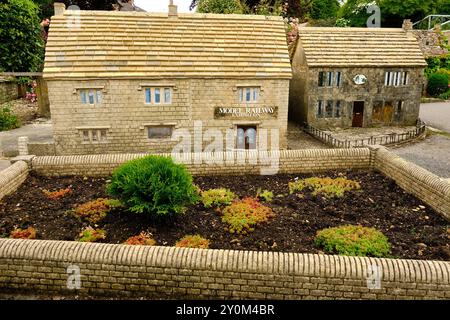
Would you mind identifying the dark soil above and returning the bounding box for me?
[0,170,448,261]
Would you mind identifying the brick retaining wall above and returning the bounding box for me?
[0,239,448,300]
[31,148,372,177]
[374,147,450,220]
[0,161,28,200]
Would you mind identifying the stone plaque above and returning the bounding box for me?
[214,107,278,119]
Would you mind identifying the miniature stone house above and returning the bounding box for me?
[289,27,427,129]
[43,3,292,155]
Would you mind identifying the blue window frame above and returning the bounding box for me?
[145,88,151,104]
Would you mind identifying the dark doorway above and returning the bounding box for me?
[236,126,257,150]
[352,101,364,127]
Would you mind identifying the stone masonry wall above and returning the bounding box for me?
[0,80,18,104]
[0,161,28,200]
[374,147,450,220]
[31,148,371,177]
[303,67,424,129]
[0,239,448,299]
[47,78,290,155]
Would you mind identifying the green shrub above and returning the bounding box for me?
[0,106,20,131]
[221,198,275,234]
[106,155,198,218]
[289,177,360,198]
[201,188,236,208]
[197,0,244,14]
[315,225,391,257]
[256,188,274,202]
[427,73,449,97]
[77,227,106,243]
[439,89,450,100]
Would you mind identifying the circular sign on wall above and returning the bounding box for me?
[353,74,368,85]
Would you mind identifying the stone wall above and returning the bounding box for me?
[47,78,290,155]
[31,148,372,177]
[0,161,28,200]
[295,67,424,129]
[413,30,449,58]
[374,147,450,220]
[0,239,448,299]
[0,79,18,104]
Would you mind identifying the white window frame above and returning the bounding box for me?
[144,87,173,105]
[78,128,109,144]
[238,87,259,103]
[385,71,409,87]
[79,89,103,106]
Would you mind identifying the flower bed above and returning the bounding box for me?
[0,170,448,261]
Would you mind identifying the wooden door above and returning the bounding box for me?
[352,101,364,127]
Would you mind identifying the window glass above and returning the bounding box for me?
[164,88,171,103]
[403,72,409,85]
[82,130,89,142]
[238,88,243,102]
[335,101,341,117]
[154,88,160,103]
[80,91,87,104]
[100,130,107,141]
[88,90,95,104]
[246,88,251,102]
[148,126,172,139]
[236,128,245,149]
[318,72,325,87]
[145,88,151,104]
[96,90,102,104]
[317,100,323,118]
[253,88,258,102]
[325,100,333,117]
[336,72,342,86]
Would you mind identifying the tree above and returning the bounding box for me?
[310,0,339,20]
[0,0,45,72]
[339,0,447,27]
[196,0,244,14]
[32,0,121,19]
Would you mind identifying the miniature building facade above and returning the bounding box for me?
[289,27,427,129]
[43,4,292,155]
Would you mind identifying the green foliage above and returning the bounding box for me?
[335,18,350,27]
[71,198,122,224]
[201,188,236,208]
[175,235,210,249]
[310,0,339,20]
[256,188,274,202]
[197,0,244,13]
[106,155,199,218]
[0,106,21,131]
[438,89,450,100]
[221,198,275,234]
[427,73,449,97]
[289,177,361,198]
[0,0,45,72]
[315,225,391,257]
[77,227,106,242]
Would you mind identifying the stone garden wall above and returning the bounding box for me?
[31,148,372,177]
[0,239,448,300]
[0,79,18,104]
[0,148,449,299]
[0,161,28,200]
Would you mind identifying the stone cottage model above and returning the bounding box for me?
[43,3,292,155]
[289,25,427,129]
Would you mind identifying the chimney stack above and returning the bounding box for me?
[54,2,66,16]
[169,0,178,18]
[402,19,413,31]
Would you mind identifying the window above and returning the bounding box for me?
[325,101,333,118]
[236,126,257,150]
[80,89,102,106]
[144,87,172,105]
[238,87,259,103]
[318,71,342,87]
[317,100,343,119]
[395,101,404,121]
[80,129,108,143]
[147,126,173,139]
[385,71,409,86]
[335,101,342,117]
[317,101,324,118]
